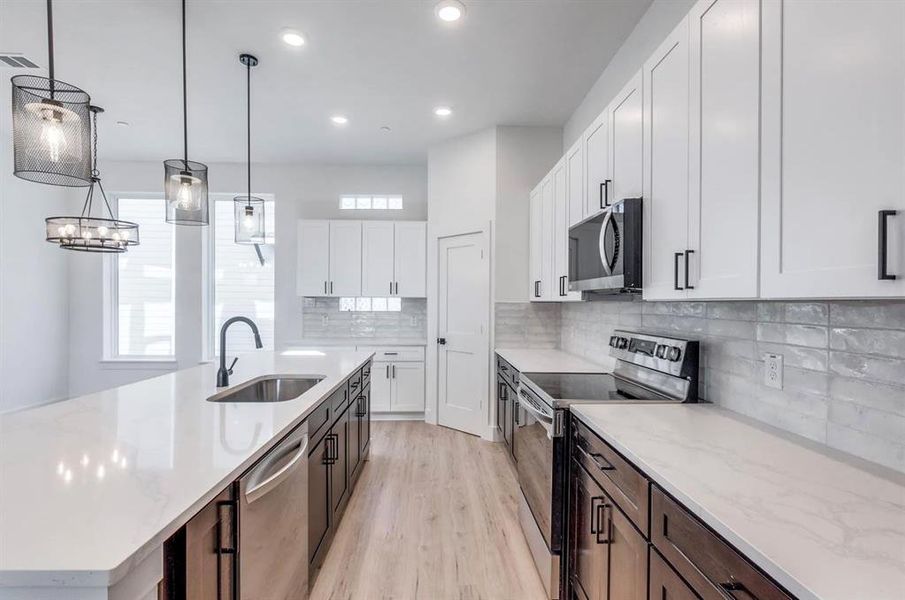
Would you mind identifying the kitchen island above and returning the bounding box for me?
[0,350,372,599]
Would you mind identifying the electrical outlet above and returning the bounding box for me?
[321,314,329,327]
[410,315,418,327]
[763,353,783,390]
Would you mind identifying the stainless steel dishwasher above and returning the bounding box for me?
[239,420,309,599]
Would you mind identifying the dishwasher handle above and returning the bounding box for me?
[244,434,309,504]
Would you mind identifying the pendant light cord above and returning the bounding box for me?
[182,0,188,166]
[246,58,252,206]
[46,0,55,94]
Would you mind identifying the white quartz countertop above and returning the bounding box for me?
[570,404,905,600]
[0,350,372,588]
[494,348,609,373]
[285,338,427,347]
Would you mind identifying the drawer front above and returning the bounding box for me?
[572,418,649,536]
[360,361,372,388]
[329,384,349,424]
[307,398,331,447]
[361,346,425,362]
[651,486,793,600]
[496,355,519,388]
[649,548,699,600]
[348,370,363,396]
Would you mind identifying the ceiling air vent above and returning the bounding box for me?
[0,54,40,69]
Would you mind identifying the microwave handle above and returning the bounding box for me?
[598,208,615,277]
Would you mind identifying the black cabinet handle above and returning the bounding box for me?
[324,281,327,294]
[513,400,520,426]
[216,500,237,554]
[392,364,396,379]
[674,252,684,290]
[599,179,612,209]
[329,281,334,294]
[719,581,756,600]
[386,364,390,378]
[390,281,393,295]
[589,496,611,544]
[534,280,541,298]
[395,281,399,295]
[684,249,695,290]
[559,275,567,297]
[879,210,897,280]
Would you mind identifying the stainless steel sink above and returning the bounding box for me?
[207,375,325,403]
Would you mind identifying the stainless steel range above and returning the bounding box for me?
[514,330,699,599]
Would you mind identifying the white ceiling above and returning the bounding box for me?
[1,0,651,165]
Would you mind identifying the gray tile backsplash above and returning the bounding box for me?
[494,302,561,348]
[549,298,905,474]
[301,297,426,339]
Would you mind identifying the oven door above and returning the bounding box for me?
[568,203,626,292]
[515,386,556,549]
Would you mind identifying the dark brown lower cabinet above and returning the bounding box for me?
[330,405,350,515]
[568,460,647,600]
[308,427,332,569]
[174,486,237,600]
[649,549,698,600]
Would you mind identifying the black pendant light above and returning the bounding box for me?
[164,0,209,225]
[234,53,265,244]
[11,0,92,187]
[45,106,140,252]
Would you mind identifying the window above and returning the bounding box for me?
[112,198,175,358]
[210,196,276,355]
[339,297,402,312]
[339,195,403,210]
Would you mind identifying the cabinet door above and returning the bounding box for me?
[358,383,371,456]
[391,362,425,412]
[643,18,690,300]
[584,110,610,217]
[297,220,331,296]
[330,408,349,515]
[185,487,236,600]
[394,221,427,297]
[496,376,506,437]
[569,461,609,600]
[370,363,392,412]
[608,503,648,600]
[609,71,643,205]
[649,550,699,600]
[308,435,331,566]
[361,221,395,297]
[687,0,760,299]
[554,158,582,302]
[529,184,544,300]
[540,173,556,301]
[348,392,362,477]
[566,139,585,227]
[761,0,905,297]
[328,221,362,296]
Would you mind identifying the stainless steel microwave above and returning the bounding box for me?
[568,197,643,293]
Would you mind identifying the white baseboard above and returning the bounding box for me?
[371,412,425,422]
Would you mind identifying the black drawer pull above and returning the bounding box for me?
[719,581,756,600]
[575,440,615,472]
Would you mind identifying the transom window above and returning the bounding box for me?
[339,195,403,210]
[339,297,402,312]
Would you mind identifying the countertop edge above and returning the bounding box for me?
[0,352,374,589]
[569,405,817,600]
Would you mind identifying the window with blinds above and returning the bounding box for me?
[212,198,275,355]
[115,198,175,357]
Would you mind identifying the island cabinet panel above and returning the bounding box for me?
[308,430,332,569]
[184,486,237,600]
[569,462,609,600]
[649,549,699,600]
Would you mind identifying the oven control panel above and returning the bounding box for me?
[608,330,699,381]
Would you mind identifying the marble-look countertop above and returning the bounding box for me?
[0,350,372,590]
[285,338,427,347]
[570,404,905,600]
[494,348,609,373]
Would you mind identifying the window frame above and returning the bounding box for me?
[102,192,177,364]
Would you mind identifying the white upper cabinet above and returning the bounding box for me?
[529,183,544,300]
[566,139,585,227]
[553,158,582,301]
[761,0,905,297]
[541,171,557,300]
[394,221,427,298]
[328,220,362,296]
[361,221,395,296]
[297,220,331,296]
[608,71,644,206]
[643,17,691,300]
[686,0,760,299]
[584,109,611,217]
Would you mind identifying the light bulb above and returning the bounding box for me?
[170,173,202,211]
[242,214,256,231]
[64,223,76,236]
[40,117,68,163]
[119,230,129,241]
[82,230,92,240]
[97,225,109,237]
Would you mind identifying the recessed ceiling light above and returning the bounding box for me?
[331,115,349,125]
[435,0,466,22]
[380,126,392,132]
[115,120,130,127]
[434,106,453,118]
[281,29,305,47]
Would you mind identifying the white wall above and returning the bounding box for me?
[68,160,427,396]
[0,79,74,412]
[563,0,695,148]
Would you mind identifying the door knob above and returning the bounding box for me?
[437,337,447,345]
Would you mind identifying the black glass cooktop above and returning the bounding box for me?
[522,372,672,404]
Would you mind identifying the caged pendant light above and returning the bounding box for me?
[234,53,265,244]
[11,0,92,187]
[164,0,209,225]
[45,106,140,252]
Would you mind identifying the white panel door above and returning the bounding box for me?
[296,220,330,296]
[528,184,543,300]
[761,0,905,297]
[609,71,644,205]
[391,362,425,412]
[553,158,581,301]
[688,0,760,299]
[437,231,489,437]
[370,363,392,412]
[584,110,610,217]
[394,221,427,297]
[540,173,556,301]
[566,140,585,227]
[361,221,395,297]
[643,18,690,300]
[328,221,362,296]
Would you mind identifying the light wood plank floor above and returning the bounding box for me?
[310,421,547,600]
